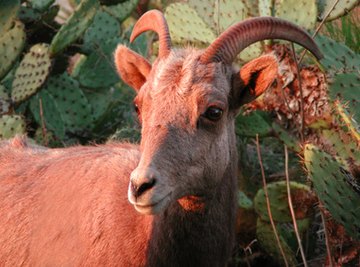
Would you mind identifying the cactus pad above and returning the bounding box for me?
[76,39,120,88]
[254,181,313,223]
[304,144,360,240]
[49,0,99,55]
[275,0,317,30]
[318,0,359,21]
[28,0,55,12]
[0,0,20,33]
[256,219,298,266]
[165,3,216,46]
[103,0,139,23]
[11,43,52,104]
[235,111,272,137]
[83,11,120,53]
[30,74,94,139]
[0,21,26,80]
[0,115,26,139]
[0,85,11,115]
[328,72,360,124]
[315,34,360,72]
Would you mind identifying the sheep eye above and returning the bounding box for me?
[203,107,223,121]
[134,103,140,115]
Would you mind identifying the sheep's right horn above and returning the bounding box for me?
[200,17,323,64]
[130,10,172,58]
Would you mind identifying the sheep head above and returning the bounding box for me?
[114,10,322,215]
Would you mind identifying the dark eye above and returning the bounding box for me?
[134,103,140,115]
[203,107,223,121]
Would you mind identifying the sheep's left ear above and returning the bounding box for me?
[230,55,278,111]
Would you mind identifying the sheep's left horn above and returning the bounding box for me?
[200,17,323,64]
[130,10,172,58]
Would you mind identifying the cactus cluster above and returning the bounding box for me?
[0,0,142,144]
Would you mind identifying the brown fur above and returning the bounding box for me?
[0,42,279,265]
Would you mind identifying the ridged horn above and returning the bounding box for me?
[130,10,171,58]
[200,17,323,64]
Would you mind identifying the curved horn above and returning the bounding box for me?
[130,10,171,58]
[200,17,323,64]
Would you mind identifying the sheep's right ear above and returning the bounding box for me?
[114,45,152,92]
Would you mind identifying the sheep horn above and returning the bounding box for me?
[200,17,323,64]
[130,10,172,58]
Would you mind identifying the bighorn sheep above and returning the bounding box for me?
[0,10,322,266]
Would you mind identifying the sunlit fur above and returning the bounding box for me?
[0,43,278,265]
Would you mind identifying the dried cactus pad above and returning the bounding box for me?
[304,144,360,240]
[11,43,52,104]
[0,115,26,139]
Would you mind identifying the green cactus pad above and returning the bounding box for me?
[256,219,298,266]
[30,89,66,139]
[304,144,360,240]
[235,111,272,137]
[0,114,26,139]
[275,0,317,30]
[334,101,360,144]
[254,181,313,223]
[0,0,20,33]
[315,34,360,72]
[103,0,139,23]
[0,21,26,81]
[318,0,359,22]
[83,10,121,53]
[257,0,272,17]
[272,122,301,153]
[0,85,11,115]
[28,0,55,12]
[328,72,360,124]
[11,43,52,104]
[165,3,216,46]
[238,190,253,209]
[49,0,99,55]
[76,38,120,88]
[320,129,360,166]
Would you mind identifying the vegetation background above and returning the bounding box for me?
[0,0,359,266]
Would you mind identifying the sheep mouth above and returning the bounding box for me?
[133,193,172,215]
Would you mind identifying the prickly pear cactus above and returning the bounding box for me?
[318,0,359,21]
[328,72,360,123]
[315,34,360,72]
[304,144,360,240]
[83,10,120,53]
[274,0,317,29]
[0,0,20,33]
[334,101,360,144]
[256,218,298,266]
[254,181,313,223]
[0,115,26,139]
[11,43,52,104]
[103,0,139,23]
[165,3,215,46]
[0,85,11,115]
[235,111,272,137]
[271,122,301,153]
[30,73,94,138]
[28,0,54,12]
[0,21,26,81]
[50,0,99,55]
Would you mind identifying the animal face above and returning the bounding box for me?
[114,10,322,215]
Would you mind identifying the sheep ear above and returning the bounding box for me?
[114,45,152,92]
[230,55,278,110]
